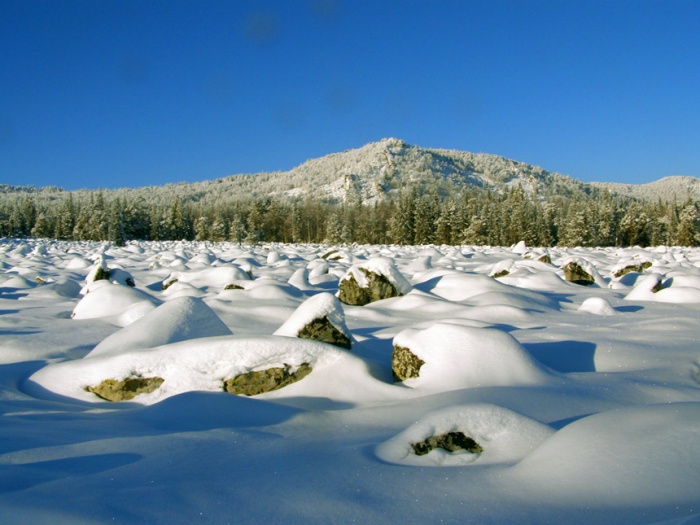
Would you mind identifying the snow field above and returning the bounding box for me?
[1,238,700,523]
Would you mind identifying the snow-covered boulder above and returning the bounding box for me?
[86,296,232,358]
[376,404,554,467]
[274,292,352,349]
[72,283,161,324]
[563,260,595,286]
[338,257,412,305]
[28,336,346,404]
[391,323,551,391]
[163,265,250,292]
[578,296,618,316]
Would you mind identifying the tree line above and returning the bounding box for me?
[1,184,698,247]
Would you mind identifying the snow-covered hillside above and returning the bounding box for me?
[2,238,700,523]
[593,176,700,203]
[6,139,694,208]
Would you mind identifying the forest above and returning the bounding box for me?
[0,182,699,248]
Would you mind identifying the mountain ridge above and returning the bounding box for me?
[2,138,698,204]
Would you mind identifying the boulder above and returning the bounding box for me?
[223,363,312,396]
[338,268,399,305]
[392,344,425,382]
[297,317,351,349]
[338,257,412,306]
[86,376,164,402]
[563,261,595,286]
[274,293,352,349]
[412,432,484,456]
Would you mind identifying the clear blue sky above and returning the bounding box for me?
[2,0,699,190]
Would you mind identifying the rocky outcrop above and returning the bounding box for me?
[411,432,484,456]
[563,261,595,286]
[86,376,164,402]
[223,363,312,396]
[338,269,400,305]
[392,345,425,382]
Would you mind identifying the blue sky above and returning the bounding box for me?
[2,0,699,190]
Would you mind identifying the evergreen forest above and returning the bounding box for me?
[1,182,699,248]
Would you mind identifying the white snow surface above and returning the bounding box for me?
[2,238,700,524]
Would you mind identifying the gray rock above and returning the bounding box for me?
[87,376,164,402]
[297,316,351,349]
[392,344,425,382]
[223,363,312,396]
[563,261,595,286]
[338,268,401,306]
[411,432,484,456]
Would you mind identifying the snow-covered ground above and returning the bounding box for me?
[1,238,700,524]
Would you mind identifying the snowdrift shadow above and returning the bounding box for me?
[523,341,597,373]
[0,453,142,494]
[124,391,304,432]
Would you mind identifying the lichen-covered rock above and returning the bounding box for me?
[537,253,552,264]
[223,283,245,290]
[274,292,352,348]
[86,376,164,402]
[338,257,412,306]
[412,432,484,456]
[223,363,312,396]
[613,264,645,279]
[338,269,398,305]
[297,316,351,349]
[392,344,425,382]
[564,261,595,286]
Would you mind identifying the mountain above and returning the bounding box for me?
[591,176,700,203]
[1,138,697,206]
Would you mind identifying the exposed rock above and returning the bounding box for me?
[537,254,552,264]
[93,265,110,282]
[223,283,245,290]
[86,376,164,402]
[297,316,351,349]
[338,268,400,306]
[641,261,653,269]
[392,344,425,382]
[321,249,341,261]
[412,432,484,456]
[223,363,312,396]
[162,277,178,290]
[613,264,645,278]
[563,261,595,286]
[492,269,510,278]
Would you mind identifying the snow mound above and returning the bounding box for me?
[71,283,161,324]
[511,403,700,505]
[376,403,554,466]
[86,296,232,358]
[625,273,700,303]
[578,296,618,315]
[29,335,346,405]
[165,265,250,291]
[394,323,552,391]
[274,292,350,340]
